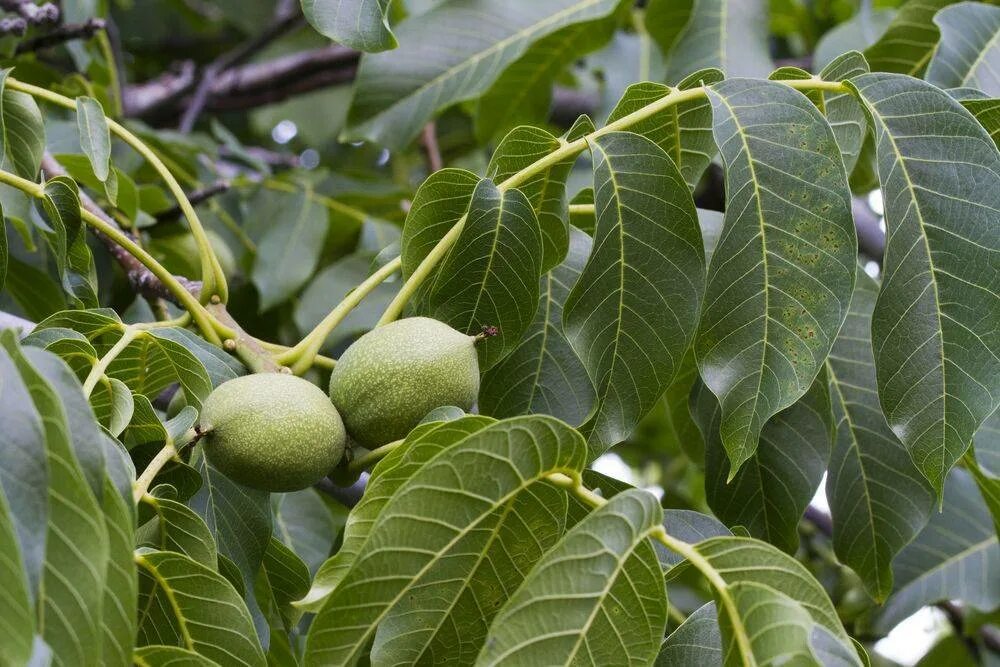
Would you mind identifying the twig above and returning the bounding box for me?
[420,122,443,172]
[40,152,203,305]
[154,180,230,222]
[0,0,58,25]
[177,6,305,132]
[15,17,105,53]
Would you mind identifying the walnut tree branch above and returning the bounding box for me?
[15,17,105,53]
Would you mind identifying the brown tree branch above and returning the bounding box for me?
[420,122,443,172]
[15,17,105,53]
[0,0,58,25]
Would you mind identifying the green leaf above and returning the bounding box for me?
[4,255,66,320]
[40,176,99,308]
[688,537,859,666]
[863,0,955,77]
[960,96,1000,148]
[966,451,1000,537]
[564,131,705,455]
[135,550,266,666]
[300,0,396,52]
[874,469,1000,633]
[0,69,44,179]
[251,186,327,310]
[479,226,596,426]
[478,489,666,666]
[0,204,7,292]
[0,481,34,666]
[256,537,310,634]
[696,369,832,554]
[297,416,495,611]
[138,494,218,569]
[371,481,568,664]
[100,475,138,667]
[91,376,134,437]
[974,408,999,478]
[424,179,543,370]
[604,68,723,190]
[849,73,1000,495]
[695,78,856,476]
[486,118,592,272]
[813,8,895,71]
[648,0,773,83]
[819,51,871,174]
[399,168,480,278]
[927,2,1000,94]
[5,340,109,666]
[108,329,214,410]
[475,15,618,141]
[76,96,117,205]
[343,0,623,149]
[133,645,219,666]
[303,415,588,665]
[656,603,721,665]
[826,268,934,602]
[273,489,344,576]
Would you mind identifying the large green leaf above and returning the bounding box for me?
[371,481,568,665]
[5,340,109,666]
[695,78,856,476]
[813,8,895,71]
[477,489,666,666]
[603,68,723,190]
[272,489,343,577]
[479,226,596,426]
[819,51,871,174]
[344,0,623,149]
[826,268,934,602]
[138,494,218,569]
[135,550,266,666]
[297,416,495,611]
[303,416,588,665]
[76,96,117,204]
[0,479,34,665]
[927,2,1000,94]
[696,369,832,554]
[874,469,1000,633]
[132,645,218,666]
[656,603,721,665]
[99,474,137,667]
[647,0,772,82]
[850,73,1000,495]
[399,168,480,278]
[0,69,44,179]
[563,131,705,454]
[863,0,955,77]
[960,96,1000,148]
[424,179,543,370]
[300,0,395,52]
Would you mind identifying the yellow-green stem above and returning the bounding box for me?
[281,256,402,373]
[374,77,849,324]
[95,31,122,118]
[6,77,228,303]
[82,327,138,397]
[132,438,178,503]
[346,438,405,475]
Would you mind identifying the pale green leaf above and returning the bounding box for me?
[424,179,543,370]
[974,408,999,478]
[826,268,934,602]
[272,489,344,577]
[695,78,856,475]
[300,0,395,52]
[479,226,596,426]
[135,550,266,666]
[604,68,723,190]
[40,176,98,308]
[960,96,1000,148]
[819,51,871,174]
[344,0,623,149]
[874,469,1000,633]
[303,416,589,665]
[850,72,1000,495]
[813,8,894,71]
[100,476,137,667]
[927,2,1000,94]
[0,69,44,179]
[564,131,705,454]
[90,376,134,438]
[656,603,721,666]
[649,0,772,82]
[477,489,666,666]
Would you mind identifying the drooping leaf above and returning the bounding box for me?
[563,131,705,455]
[424,179,543,370]
[399,168,480,278]
[655,603,721,665]
[478,489,667,666]
[297,416,495,611]
[371,481,568,665]
[300,0,396,52]
[343,0,623,149]
[648,0,772,83]
[100,475,137,667]
[974,408,1000,478]
[603,68,723,190]
[874,469,1000,633]
[0,69,44,179]
[960,96,1000,148]
[76,96,117,205]
[303,416,588,666]
[251,185,327,310]
[927,2,1000,95]
[863,0,955,77]
[39,176,99,308]
[826,268,934,602]
[479,226,596,426]
[135,550,266,666]
[695,78,856,476]
[849,73,1000,495]
[696,369,832,554]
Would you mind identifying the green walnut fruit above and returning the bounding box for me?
[328,317,479,448]
[198,373,346,492]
